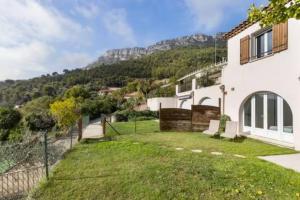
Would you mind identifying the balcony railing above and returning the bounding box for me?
[178,81,192,93]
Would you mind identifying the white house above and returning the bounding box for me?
[147,97,177,111]
[175,18,300,150]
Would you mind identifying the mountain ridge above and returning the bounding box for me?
[87,33,225,68]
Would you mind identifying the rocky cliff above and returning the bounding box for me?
[87,33,225,67]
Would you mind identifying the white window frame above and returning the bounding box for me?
[243,93,294,144]
[250,28,273,60]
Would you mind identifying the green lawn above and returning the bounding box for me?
[32,120,300,200]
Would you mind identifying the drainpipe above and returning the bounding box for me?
[219,85,226,115]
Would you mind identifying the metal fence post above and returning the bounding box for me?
[134,115,137,133]
[44,131,49,180]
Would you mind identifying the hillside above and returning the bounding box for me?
[0,39,226,106]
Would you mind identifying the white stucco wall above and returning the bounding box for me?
[194,85,222,107]
[223,19,300,150]
[147,97,177,111]
[176,85,222,110]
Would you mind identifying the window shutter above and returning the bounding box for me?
[273,22,288,53]
[240,35,250,65]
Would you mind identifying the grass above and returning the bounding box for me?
[32,120,300,200]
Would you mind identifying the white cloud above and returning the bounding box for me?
[102,8,137,46]
[0,0,92,80]
[184,0,267,32]
[73,1,136,46]
[57,52,94,70]
[74,3,99,19]
[0,41,53,80]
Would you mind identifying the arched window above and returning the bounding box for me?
[242,92,293,143]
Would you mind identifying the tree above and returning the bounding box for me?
[43,85,56,96]
[0,107,21,130]
[248,0,300,26]
[64,85,90,100]
[0,107,21,141]
[25,112,55,132]
[50,98,80,131]
[63,69,70,74]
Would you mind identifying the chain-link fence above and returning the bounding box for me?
[0,127,78,200]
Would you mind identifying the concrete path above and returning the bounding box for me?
[82,119,104,139]
[259,154,300,173]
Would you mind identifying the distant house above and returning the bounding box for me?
[98,87,121,96]
[174,18,300,150]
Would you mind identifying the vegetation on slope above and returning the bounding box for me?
[0,46,226,106]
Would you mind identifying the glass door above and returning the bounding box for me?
[243,92,294,144]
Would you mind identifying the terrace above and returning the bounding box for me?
[176,60,227,94]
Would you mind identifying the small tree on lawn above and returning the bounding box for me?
[248,0,300,27]
[50,98,80,133]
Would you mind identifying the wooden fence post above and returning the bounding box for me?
[102,118,106,136]
[159,103,162,131]
[77,117,83,141]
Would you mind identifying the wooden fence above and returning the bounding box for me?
[191,105,221,131]
[0,166,45,199]
[160,108,192,131]
[159,105,220,132]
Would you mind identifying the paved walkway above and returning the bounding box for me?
[259,153,300,173]
[82,119,104,139]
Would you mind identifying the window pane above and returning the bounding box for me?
[283,100,293,133]
[267,94,277,131]
[244,98,252,127]
[256,35,264,58]
[255,94,264,128]
[267,31,273,54]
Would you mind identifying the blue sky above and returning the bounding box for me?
[0,0,267,80]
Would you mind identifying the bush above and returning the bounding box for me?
[0,107,21,130]
[114,110,158,122]
[219,115,231,133]
[25,112,55,132]
[0,129,9,141]
[130,116,156,121]
[8,127,24,142]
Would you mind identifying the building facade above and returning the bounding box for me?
[175,18,300,150]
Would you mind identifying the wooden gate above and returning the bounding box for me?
[159,105,220,132]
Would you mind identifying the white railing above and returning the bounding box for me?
[177,60,227,82]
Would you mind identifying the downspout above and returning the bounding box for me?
[220,85,226,115]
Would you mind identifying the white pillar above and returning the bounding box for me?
[192,79,196,90]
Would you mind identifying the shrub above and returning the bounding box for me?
[114,110,158,122]
[130,116,156,121]
[0,107,21,130]
[25,112,55,132]
[219,115,231,133]
[0,129,9,141]
[8,127,24,142]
